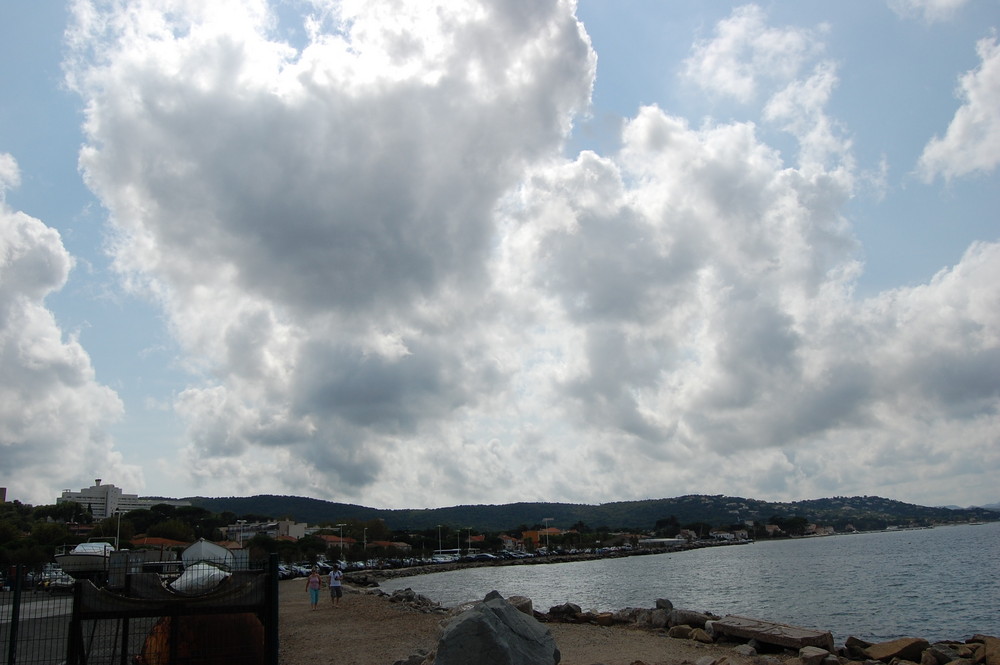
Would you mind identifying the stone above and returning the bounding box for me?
[508,596,534,616]
[847,637,875,659]
[732,644,757,657]
[595,612,614,627]
[691,628,714,643]
[392,649,431,665]
[612,608,645,624]
[924,644,963,665]
[864,638,929,663]
[650,609,669,629]
[695,656,722,665]
[712,616,835,652]
[548,602,581,618]
[435,590,560,665]
[668,609,711,628]
[668,625,693,639]
[800,646,831,665]
[971,635,1000,665]
[656,598,674,611]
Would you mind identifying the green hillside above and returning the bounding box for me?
[184,494,998,532]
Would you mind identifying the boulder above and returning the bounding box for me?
[713,616,835,652]
[971,635,1000,665]
[691,628,714,644]
[649,609,669,629]
[656,598,674,612]
[799,646,831,665]
[548,602,582,620]
[732,644,757,657]
[923,644,963,665]
[846,637,874,659]
[435,590,561,665]
[668,625,693,639]
[508,596,534,616]
[594,612,614,627]
[695,657,723,665]
[612,608,646,625]
[668,609,711,628]
[863,638,930,663]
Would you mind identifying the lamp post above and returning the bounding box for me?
[437,524,442,556]
[542,517,554,553]
[237,519,246,547]
[115,510,124,547]
[363,527,368,563]
[335,523,346,561]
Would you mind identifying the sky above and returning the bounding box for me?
[1,0,999,512]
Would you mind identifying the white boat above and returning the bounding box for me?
[181,538,234,568]
[55,539,117,579]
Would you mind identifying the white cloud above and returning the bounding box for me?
[889,0,969,23]
[918,35,1000,181]
[0,154,138,505]
[682,4,823,103]
[56,1,1000,509]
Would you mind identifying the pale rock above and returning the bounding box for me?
[691,628,714,643]
[508,596,533,616]
[667,625,693,639]
[668,609,711,628]
[864,638,929,663]
[799,646,831,665]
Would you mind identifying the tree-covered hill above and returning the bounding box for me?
[184,494,998,532]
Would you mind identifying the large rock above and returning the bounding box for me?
[863,637,929,663]
[435,591,561,665]
[712,615,835,651]
[922,644,963,665]
[668,609,711,628]
[972,635,1000,665]
[508,596,534,616]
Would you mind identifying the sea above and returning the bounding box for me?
[378,521,999,644]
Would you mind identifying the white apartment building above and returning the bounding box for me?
[57,479,190,519]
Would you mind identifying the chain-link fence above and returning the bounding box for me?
[2,553,278,665]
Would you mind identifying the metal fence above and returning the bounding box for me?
[2,554,278,665]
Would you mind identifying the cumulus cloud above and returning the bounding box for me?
[58,1,1000,508]
[0,154,138,504]
[889,0,969,23]
[682,4,824,104]
[918,35,1000,181]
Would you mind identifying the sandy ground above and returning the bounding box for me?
[278,579,770,665]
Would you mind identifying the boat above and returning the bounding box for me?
[54,538,117,580]
[181,538,234,568]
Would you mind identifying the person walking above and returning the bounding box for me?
[305,568,322,610]
[328,564,344,607]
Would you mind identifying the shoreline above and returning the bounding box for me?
[279,578,999,665]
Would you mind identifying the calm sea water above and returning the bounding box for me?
[379,522,999,643]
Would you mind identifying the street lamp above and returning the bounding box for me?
[542,517,554,552]
[335,523,346,560]
[437,524,442,556]
[237,519,247,547]
[115,510,124,547]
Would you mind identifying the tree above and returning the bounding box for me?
[148,518,195,542]
[654,515,680,537]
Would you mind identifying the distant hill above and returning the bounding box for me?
[183,494,999,532]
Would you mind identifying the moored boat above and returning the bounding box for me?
[55,539,116,580]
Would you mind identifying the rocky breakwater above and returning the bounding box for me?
[384,587,1000,665]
